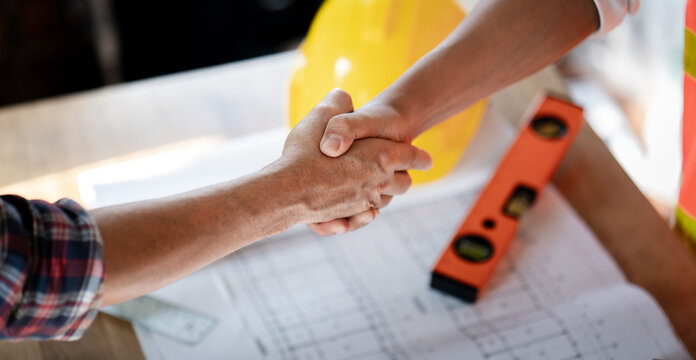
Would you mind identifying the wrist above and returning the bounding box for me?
[220,159,308,236]
[365,95,421,142]
[256,158,311,224]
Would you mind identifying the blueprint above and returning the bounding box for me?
[207,187,688,360]
[128,184,689,360]
[86,112,690,359]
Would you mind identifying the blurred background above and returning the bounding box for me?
[0,0,688,216]
[0,0,323,107]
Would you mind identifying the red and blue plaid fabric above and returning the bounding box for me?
[0,195,104,340]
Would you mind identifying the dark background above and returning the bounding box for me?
[0,0,323,107]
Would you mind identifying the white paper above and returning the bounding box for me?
[131,266,260,359]
[212,186,688,360]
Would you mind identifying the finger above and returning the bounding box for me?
[320,112,369,157]
[390,143,433,171]
[320,102,414,157]
[382,172,412,196]
[311,88,354,120]
[377,195,392,209]
[345,208,379,232]
[301,89,355,131]
[307,219,349,236]
[320,88,354,114]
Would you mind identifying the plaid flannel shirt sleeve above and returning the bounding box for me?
[0,195,104,341]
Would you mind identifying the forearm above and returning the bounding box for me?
[94,161,304,306]
[95,88,430,306]
[377,0,600,138]
[555,124,696,356]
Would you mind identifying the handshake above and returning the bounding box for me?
[276,88,432,235]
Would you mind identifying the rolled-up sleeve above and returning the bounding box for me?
[0,195,104,341]
[593,0,640,35]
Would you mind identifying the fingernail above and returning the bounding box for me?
[360,211,376,225]
[320,135,342,154]
[333,224,347,234]
[420,154,434,170]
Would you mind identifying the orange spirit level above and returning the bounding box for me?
[430,94,584,302]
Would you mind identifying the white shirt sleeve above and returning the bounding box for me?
[593,0,640,35]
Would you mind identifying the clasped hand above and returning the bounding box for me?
[278,89,430,235]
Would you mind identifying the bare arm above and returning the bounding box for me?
[555,124,696,357]
[95,89,431,306]
[319,0,600,155]
[311,0,600,235]
[93,165,302,306]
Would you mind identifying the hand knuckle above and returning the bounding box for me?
[404,174,413,188]
[314,103,332,114]
[370,193,381,208]
[382,197,392,208]
[333,88,353,108]
[377,152,393,172]
[332,88,350,99]
[362,192,380,210]
[330,115,350,129]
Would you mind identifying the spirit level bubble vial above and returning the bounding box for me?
[430,94,584,303]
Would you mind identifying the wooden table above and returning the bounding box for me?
[1,52,695,359]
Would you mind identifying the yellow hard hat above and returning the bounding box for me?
[288,0,487,184]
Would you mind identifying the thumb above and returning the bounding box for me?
[319,112,381,157]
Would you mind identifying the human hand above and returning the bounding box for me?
[278,89,431,234]
[319,100,414,158]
